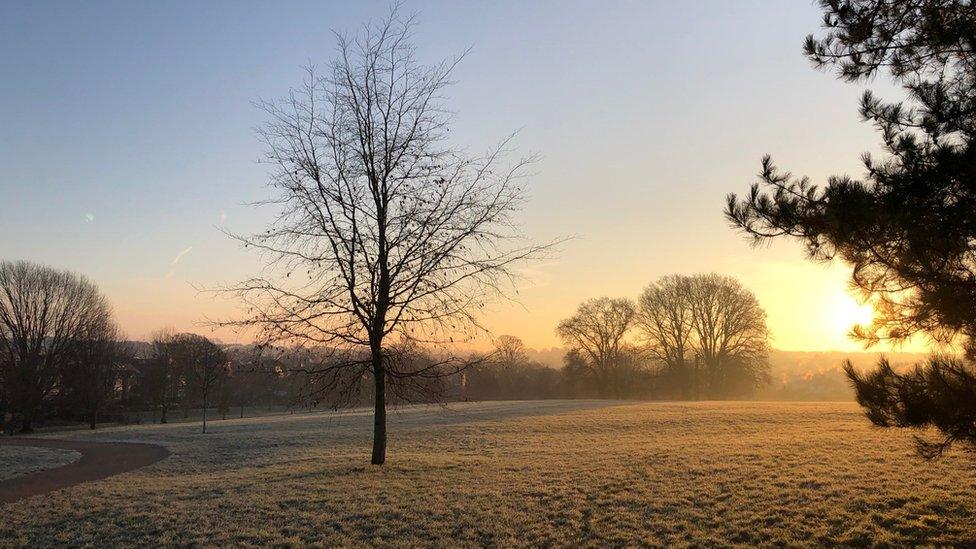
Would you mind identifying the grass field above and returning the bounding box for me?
[2,400,975,546]
[0,446,80,482]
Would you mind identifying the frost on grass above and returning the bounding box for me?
[0,446,80,481]
[2,400,976,546]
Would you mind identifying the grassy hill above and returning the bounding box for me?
[4,400,974,546]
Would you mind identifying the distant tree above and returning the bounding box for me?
[61,321,132,429]
[171,333,227,434]
[465,362,502,401]
[181,378,195,420]
[0,261,113,432]
[556,297,636,397]
[464,338,564,401]
[492,335,529,396]
[224,9,551,464]
[0,347,7,433]
[495,336,528,369]
[562,349,595,398]
[637,274,770,398]
[685,274,770,398]
[0,378,7,434]
[221,347,269,418]
[636,275,695,397]
[217,371,232,421]
[224,361,256,418]
[140,331,182,424]
[725,0,976,454]
[510,364,560,399]
[383,339,467,405]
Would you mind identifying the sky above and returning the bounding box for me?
[0,1,923,353]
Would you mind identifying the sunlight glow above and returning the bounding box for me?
[830,293,874,337]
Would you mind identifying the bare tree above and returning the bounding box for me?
[636,275,695,397]
[0,367,6,433]
[491,334,529,397]
[61,320,131,429]
[636,274,770,398]
[686,274,770,397]
[494,335,527,368]
[556,297,635,397]
[0,261,112,432]
[141,330,184,424]
[224,9,552,464]
[171,333,227,434]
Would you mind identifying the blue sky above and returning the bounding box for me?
[0,1,908,350]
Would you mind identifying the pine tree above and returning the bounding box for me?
[726,0,976,456]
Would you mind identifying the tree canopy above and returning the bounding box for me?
[0,260,114,432]
[556,297,636,397]
[636,274,770,398]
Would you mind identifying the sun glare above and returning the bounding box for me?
[831,293,874,336]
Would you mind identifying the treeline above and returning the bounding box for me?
[461,274,772,401]
[0,259,462,433]
[0,261,455,433]
[554,274,770,399]
[1,261,775,433]
[0,261,322,433]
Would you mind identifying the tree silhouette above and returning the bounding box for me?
[636,275,693,393]
[637,274,770,398]
[556,297,635,397]
[142,330,183,424]
[844,355,976,458]
[171,333,227,434]
[225,9,551,464]
[61,320,131,429]
[726,0,976,454]
[0,261,113,432]
[494,335,528,370]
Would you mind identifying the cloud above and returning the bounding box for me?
[84,213,95,223]
[514,261,558,290]
[166,246,194,278]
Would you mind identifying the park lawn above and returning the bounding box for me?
[2,400,975,547]
[0,446,80,482]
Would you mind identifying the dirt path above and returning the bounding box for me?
[0,437,169,504]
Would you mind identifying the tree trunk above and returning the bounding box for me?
[371,350,387,465]
[202,391,208,434]
[19,409,35,434]
[240,404,244,419]
[160,403,168,424]
[89,408,97,430]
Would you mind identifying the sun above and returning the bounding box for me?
[831,293,874,336]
